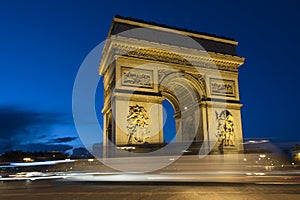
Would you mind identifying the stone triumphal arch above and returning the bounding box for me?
[98,16,245,155]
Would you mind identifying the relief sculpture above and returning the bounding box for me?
[216,110,235,147]
[126,105,151,145]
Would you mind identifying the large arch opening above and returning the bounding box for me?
[159,72,206,154]
[162,99,176,143]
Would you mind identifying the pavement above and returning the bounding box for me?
[1,180,300,200]
[1,154,300,199]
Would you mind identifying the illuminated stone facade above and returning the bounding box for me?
[99,16,245,155]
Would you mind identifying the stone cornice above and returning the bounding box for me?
[200,100,243,109]
[99,36,244,75]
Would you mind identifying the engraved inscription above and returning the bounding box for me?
[210,79,235,97]
[121,67,153,88]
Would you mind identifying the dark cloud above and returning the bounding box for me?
[0,105,64,153]
[48,137,77,144]
[37,134,47,139]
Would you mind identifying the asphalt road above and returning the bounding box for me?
[1,180,300,200]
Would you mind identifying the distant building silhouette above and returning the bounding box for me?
[72,147,93,159]
[0,150,68,162]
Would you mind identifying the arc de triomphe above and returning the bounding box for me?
[98,16,245,156]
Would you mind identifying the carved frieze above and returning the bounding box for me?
[126,48,191,66]
[108,42,243,72]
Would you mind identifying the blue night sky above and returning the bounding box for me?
[1,0,300,154]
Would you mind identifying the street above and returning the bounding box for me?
[1,180,300,200]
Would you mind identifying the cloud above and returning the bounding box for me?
[0,105,65,153]
[37,135,47,139]
[48,137,77,143]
